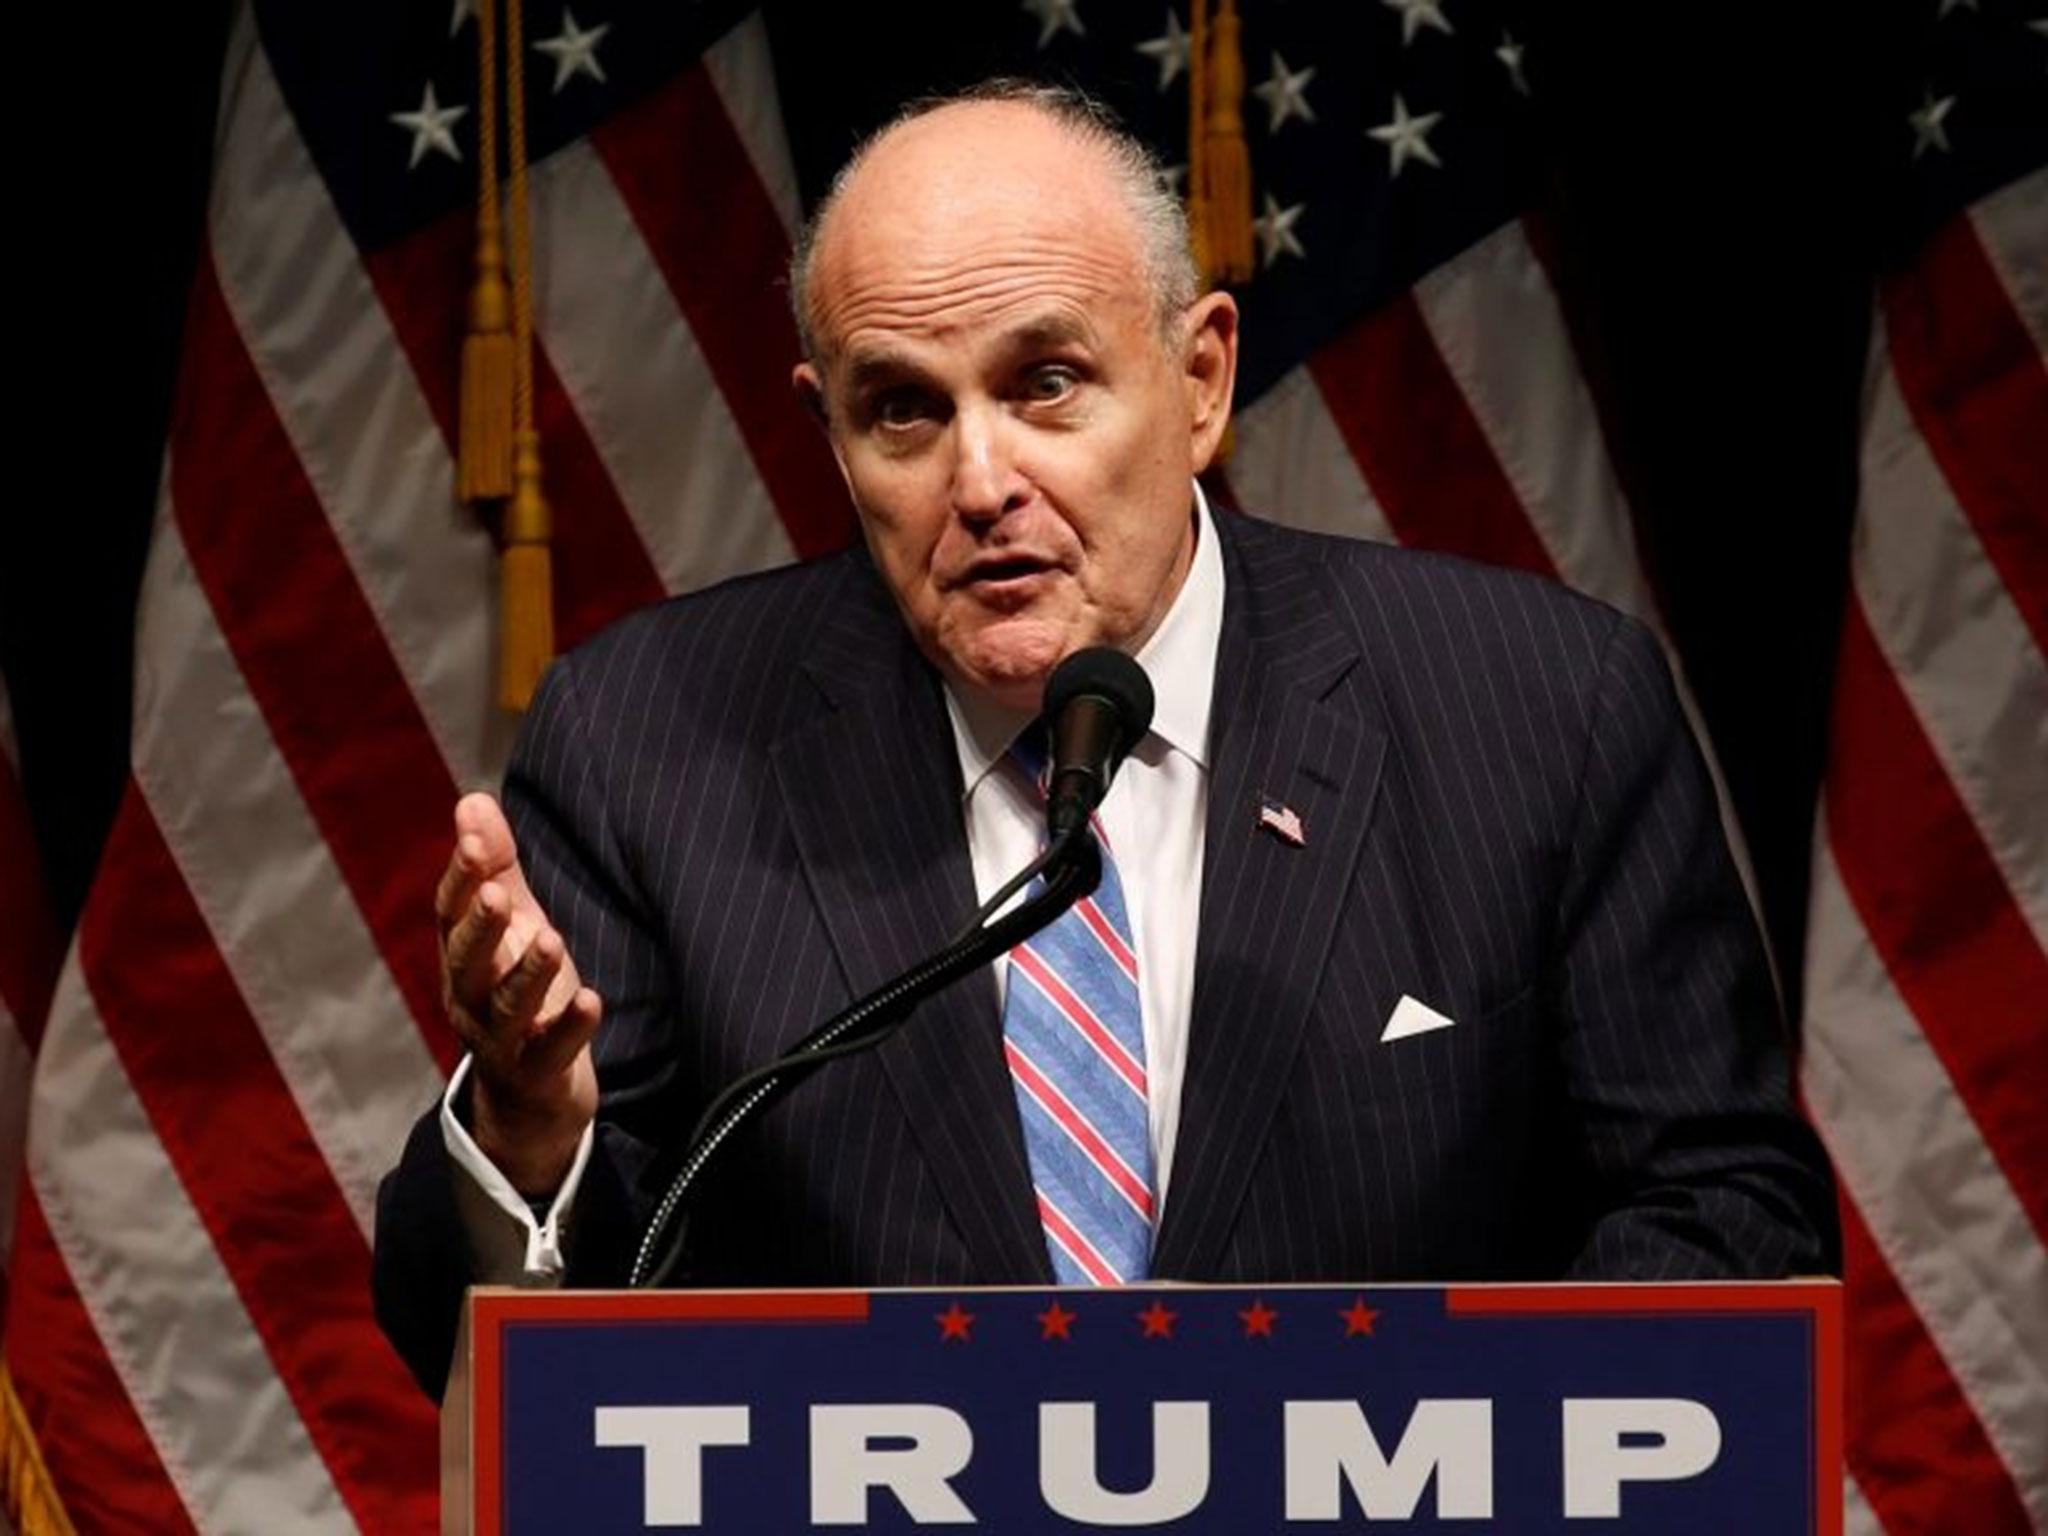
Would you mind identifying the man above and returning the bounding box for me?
[375,82,1834,1398]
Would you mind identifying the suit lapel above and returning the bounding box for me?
[1152,514,1388,1277]
[771,569,1050,1282]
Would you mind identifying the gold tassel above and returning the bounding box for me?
[1,1363,79,1536]
[458,208,515,501]
[497,431,555,712]
[1202,0,1254,283]
[458,0,512,500]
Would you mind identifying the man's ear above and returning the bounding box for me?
[1182,290,1240,474]
[793,361,829,428]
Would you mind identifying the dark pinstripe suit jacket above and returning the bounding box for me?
[375,508,1835,1397]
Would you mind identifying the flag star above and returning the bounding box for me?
[1937,0,1977,14]
[935,1301,975,1342]
[1137,1299,1178,1338]
[1135,9,1191,91]
[1254,193,1307,268]
[1037,1301,1076,1340]
[449,0,476,36]
[1496,31,1530,96]
[1239,1298,1279,1338]
[1022,0,1085,48]
[1908,91,1956,160]
[1341,1296,1381,1337]
[534,8,611,92]
[1369,94,1445,176]
[1383,0,1454,46]
[1253,51,1317,133]
[390,82,467,171]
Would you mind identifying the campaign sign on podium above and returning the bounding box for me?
[444,1281,1840,1534]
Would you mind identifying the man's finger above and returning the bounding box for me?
[444,881,514,1025]
[488,927,568,1040]
[528,986,603,1078]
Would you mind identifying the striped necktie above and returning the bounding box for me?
[1001,731,1154,1284]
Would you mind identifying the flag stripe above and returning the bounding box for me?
[1970,170,2047,350]
[170,251,459,1072]
[29,967,346,1529]
[78,788,439,1532]
[1229,365,1398,542]
[132,512,445,1232]
[359,210,672,655]
[4,1190,197,1535]
[1411,217,1657,617]
[1308,295,1560,578]
[1803,846,2047,1513]
[1880,209,2048,660]
[591,62,854,558]
[701,10,802,238]
[531,140,799,598]
[1836,1190,2034,1536]
[1824,596,2048,1240]
[1856,343,2048,948]
[209,21,500,782]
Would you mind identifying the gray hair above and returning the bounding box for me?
[787,79,1201,361]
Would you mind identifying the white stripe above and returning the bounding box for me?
[0,1002,29,1268]
[1855,336,2048,950]
[1801,841,2048,1522]
[1411,218,1657,620]
[131,493,445,1237]
[26,963,347,1532]
[703,9,802,238]
[1230,365,1396,542]
[530,142,797,595]
[208,11,512,787]
[1843,1472,1885,1536]
[1969,167,2048,352]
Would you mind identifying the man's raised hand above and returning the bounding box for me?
[436,791,602,1195]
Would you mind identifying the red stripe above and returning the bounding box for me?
[0,749,60,1048]
[362,213,667,647]
[79,787,438,1532]
[1005,1040,1152,1218]
[1825,594,2048,1240]
[1882,214,2048,658]
[3,1187,198,1534]
[1011,944,1146,1096]
[591,63,855,559]
[1308,295,1559,577]
[1075,897,1139,981]
[171,251,457,1073]
[1036,1192,1122,1286]
[1837,1191,2032,1536]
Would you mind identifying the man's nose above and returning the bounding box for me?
[948,403,1028,524]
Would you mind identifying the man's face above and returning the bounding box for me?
[795,102,1237,711]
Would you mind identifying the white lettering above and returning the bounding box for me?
[592,1405,751,1527]
[810,1404,976,1525]
[1563,1398,1722,1518]
[1040,1401,1210,1525]
[1284,1399,1494,1520]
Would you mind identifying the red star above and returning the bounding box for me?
[1238,1299,1278,1338]
[1340,1296,1380,1337]
[1137,1300,1178,1339]
[935,1301,975,1342]
[1037,1301,1076,1341]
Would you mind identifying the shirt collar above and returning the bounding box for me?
[944,481,1227,800]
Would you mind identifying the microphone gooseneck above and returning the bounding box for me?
[628,648,1156,1290]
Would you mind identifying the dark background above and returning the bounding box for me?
[3,3,1925,1003]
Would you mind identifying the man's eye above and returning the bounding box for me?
[1023,365,1079,402]
[872,391,931,429]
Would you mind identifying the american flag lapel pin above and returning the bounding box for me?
[1256,795,1308,848]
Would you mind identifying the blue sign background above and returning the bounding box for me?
[489,1287,1821,1533]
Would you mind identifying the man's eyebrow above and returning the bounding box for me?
[1004,313,1097,353]
[842,349,923,393]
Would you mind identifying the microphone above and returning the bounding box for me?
[1042,647,1155,839]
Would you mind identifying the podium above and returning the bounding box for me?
[444,1280,1840,1533]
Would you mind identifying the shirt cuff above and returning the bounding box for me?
[439,1055,595,1285]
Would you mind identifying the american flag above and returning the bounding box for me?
[1797,4,2047,1531]
[0,1,2037,1531]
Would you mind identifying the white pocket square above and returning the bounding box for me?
[1380,994,1456,1043]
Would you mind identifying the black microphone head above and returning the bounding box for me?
[1045,647,1155,751]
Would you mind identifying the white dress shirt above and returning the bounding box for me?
[443,484,1225,1280]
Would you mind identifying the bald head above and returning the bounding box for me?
[790,83,1198,364]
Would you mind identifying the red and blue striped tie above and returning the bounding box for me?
[1002,733,1154,1285]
